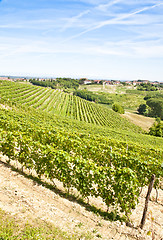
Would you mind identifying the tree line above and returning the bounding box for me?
[138,93,163,120]
[138,93,163,137]
[29,78,80,89]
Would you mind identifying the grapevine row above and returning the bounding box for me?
[0,81,143,133]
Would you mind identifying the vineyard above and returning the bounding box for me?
[0,93,163,221]
[0,80,163,225]
[0,81,142,133]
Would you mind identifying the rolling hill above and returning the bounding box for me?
[0,80,163,239]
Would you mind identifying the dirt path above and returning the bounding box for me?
[0,156,163,240]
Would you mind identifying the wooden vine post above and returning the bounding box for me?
[140,174,155,229]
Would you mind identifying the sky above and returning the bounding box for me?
[0,0,163,81]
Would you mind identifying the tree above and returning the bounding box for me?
[112,103,125,114]
[149,118,163,137]
[79,78,87,85]
[137,104,147,115]
[146,98,163,120]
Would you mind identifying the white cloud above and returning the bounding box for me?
[85,39,163,59]
[1,33,163,60]
[0,0,163,81]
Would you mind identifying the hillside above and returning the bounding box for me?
[0,80,163,239]
[0,81,142,133]
[0,101,163,149]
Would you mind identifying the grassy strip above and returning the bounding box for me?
[0,208,92,240]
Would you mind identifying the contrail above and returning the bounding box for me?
[64,2,163,42]
[61,0,120,32]
[61,10,90,32]
[96,0,122,12]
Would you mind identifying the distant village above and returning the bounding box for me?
[81,78,162,86]
[0,76,162,86]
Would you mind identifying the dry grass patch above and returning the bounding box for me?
[122,112,155,131]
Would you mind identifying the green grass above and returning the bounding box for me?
[98,92,145,111]
[79,84,163,112]
[0,208,93,240]
[78,84,146,111]
[79,84,105,92]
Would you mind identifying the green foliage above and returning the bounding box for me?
[0,104,162,218]
[0,80,163,219]
[137,83,159,91]
[149,118,163,137]
[137,104,147,115]
[146,98,163,120]
[106,92,145,110]
[137,93,163,119]
[73,89,98,102]
[144,92,163,100]
[112,103,125,114]
[126,89,147,95]
[0,81,142,133]
[30,79,56,88]
[73,90,111,104]
[56,77,79,89]
[30,78,79,90]
[0,104,162,149]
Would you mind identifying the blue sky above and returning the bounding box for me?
[0,0,163,81]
